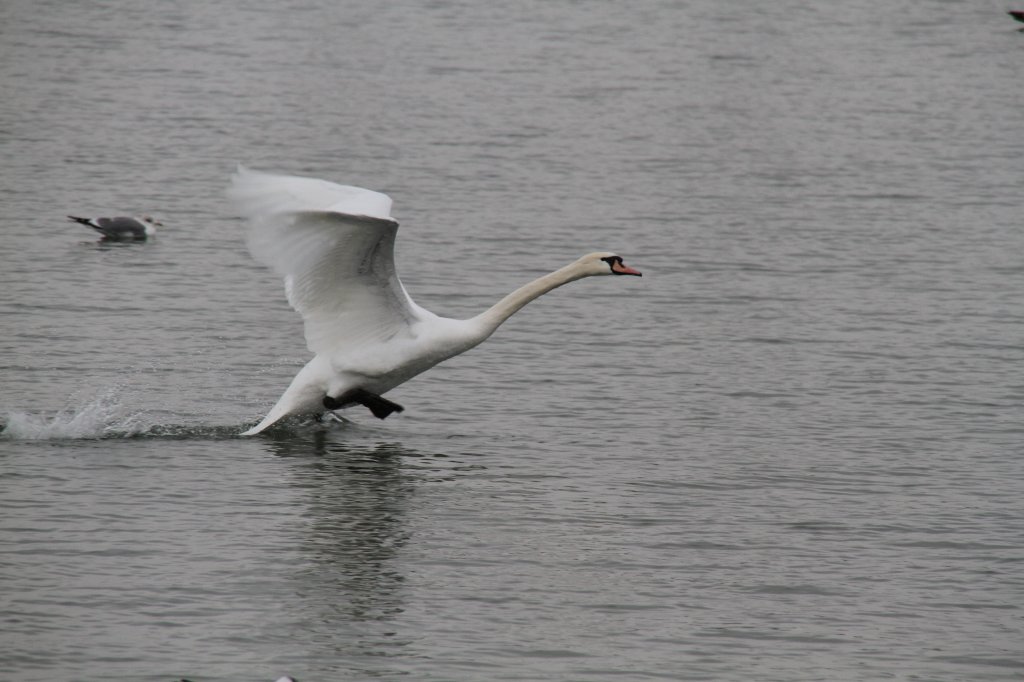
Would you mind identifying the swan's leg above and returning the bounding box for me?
[322,394,346,411]
[323,388,405,419]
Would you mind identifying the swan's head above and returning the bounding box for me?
[577,252,643,277]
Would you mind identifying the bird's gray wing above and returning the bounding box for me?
[94,217,146,237]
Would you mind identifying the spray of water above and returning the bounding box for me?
[1,386,151,440]
[0,383,331,440]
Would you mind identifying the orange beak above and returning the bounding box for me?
[612,260,642,276]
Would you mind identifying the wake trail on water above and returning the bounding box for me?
[0,387,246,440]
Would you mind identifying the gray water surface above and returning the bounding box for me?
[2,1,1023,680]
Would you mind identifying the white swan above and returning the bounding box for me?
[229,167,642,436]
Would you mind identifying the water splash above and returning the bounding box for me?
[0,386,346,440]
[0,387,151,440]
[1,408,249,441]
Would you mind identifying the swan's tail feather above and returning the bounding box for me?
[240,397,299,436]
[241,358,329,436]
[240,422,268,436]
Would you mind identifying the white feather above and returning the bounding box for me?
[230,167,426,357]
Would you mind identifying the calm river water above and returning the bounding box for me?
[2,1,1022,680]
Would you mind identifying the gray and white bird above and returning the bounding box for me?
[180,678,295,682]
[68,214,162,240]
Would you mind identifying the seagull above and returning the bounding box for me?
[180,678,295,682]
[68,214,161,240]
[228,167,642,436]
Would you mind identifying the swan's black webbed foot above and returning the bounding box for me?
[323,388,405,419]
[322,395,345,411]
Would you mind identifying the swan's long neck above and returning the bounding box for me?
[472,262,589,336]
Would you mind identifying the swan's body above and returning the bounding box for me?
[229,167,641,436]
[68,214,161,240]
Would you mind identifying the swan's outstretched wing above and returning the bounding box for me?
[229,167,427,356]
